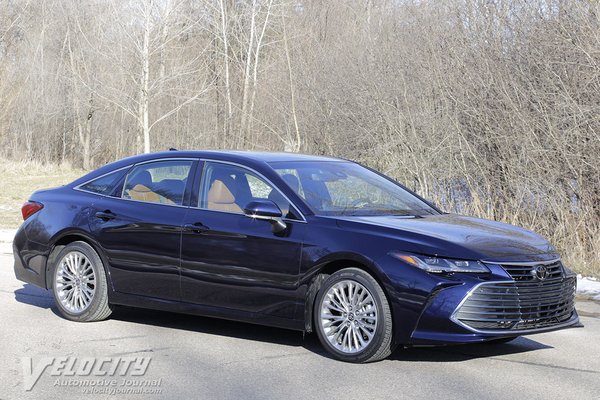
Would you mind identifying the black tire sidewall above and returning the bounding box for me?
[314,268,390,363]
[50,241,108,322]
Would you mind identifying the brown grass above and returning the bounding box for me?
[0,159,84,229]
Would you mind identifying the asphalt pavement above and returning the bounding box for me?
[1,254,599,400]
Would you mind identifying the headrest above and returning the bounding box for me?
[281,174,300,192]
[130,170,153,188]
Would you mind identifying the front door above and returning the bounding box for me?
[180,161,306,320]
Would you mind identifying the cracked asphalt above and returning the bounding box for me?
[1,254,599,400]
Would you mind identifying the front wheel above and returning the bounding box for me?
[314,268,395,363]
[51,241,112,322]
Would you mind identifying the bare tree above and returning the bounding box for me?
[0,0,599,276]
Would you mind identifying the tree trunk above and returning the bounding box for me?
[281,11,301,152]
[239,0,257,147]
[219,0,233,145]
[140,0,152,154]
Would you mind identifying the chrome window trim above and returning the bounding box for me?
[75,190,192,209]
[194,159,307,223]
[72,156,308,219]
[130,157,199,165]
[73,165,133,195]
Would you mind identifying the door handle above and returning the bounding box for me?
[183,223,209,233]
[95,210,116,220]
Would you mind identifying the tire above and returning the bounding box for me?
[314,268,395,363]
[50,241,112,322]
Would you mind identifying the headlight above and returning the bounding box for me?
[389,252,490,274]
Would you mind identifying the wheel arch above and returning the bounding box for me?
[303,253,392,333]
[46,229,113,292]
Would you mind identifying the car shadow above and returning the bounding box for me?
[110,305,323,350]
[14,283,553,362]
[389,337,553,362]
[110,306,554,362]
[14,283,54,309]
[14,283,66,318]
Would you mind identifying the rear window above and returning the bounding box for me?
[78,168,128,196]
[122,160,193,206]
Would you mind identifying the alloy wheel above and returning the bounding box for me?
[319,280,378,354]
[55,251,96,313]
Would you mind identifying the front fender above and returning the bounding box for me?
[300,251,397,333]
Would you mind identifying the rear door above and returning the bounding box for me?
[89,158,197,300]
[180,161,307,320]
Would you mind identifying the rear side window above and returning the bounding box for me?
[78,168,128,196]
[122,160,193,206]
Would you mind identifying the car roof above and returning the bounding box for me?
[69,150,347,188]
[107,150,345,169]
[160,150,343,163]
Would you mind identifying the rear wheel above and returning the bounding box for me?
[314,268,395,363]
[51,241,112,322]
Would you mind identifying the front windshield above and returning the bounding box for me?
[270,161,439,217]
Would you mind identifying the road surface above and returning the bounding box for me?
[0,254,599,400]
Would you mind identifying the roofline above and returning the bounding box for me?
[66,150,351,189]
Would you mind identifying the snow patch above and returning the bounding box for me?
[0,229,16,243]
[0,229,15,254]
[578,275,600,301]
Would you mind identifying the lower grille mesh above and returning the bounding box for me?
[454,274,576,331]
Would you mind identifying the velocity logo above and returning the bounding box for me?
[21,356,152,391]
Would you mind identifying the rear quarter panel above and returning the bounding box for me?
[14,186,97,289]
[26,187,96,246]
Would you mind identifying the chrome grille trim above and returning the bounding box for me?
[451,261,577,332]
[502,260,564,282]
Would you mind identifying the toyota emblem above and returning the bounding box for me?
[532,265,549,281]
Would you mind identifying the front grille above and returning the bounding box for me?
[454,262,576,331]
[502,260,563,281]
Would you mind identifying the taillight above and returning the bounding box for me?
[21,201,43,221]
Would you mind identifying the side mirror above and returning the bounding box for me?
[243,200,287,233]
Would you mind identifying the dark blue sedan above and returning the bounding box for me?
[13,150,580,362]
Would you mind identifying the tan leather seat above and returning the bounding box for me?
[128,184,174,204]
[207,179,242,213]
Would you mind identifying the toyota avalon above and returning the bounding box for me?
[13,150,580,362]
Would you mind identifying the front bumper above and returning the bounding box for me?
[406,260,580,345]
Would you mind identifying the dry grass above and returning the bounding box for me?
[0,159,84,228]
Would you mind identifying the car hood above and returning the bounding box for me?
[334,213,557,262]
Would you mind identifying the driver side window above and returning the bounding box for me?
[199,162,300,220]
